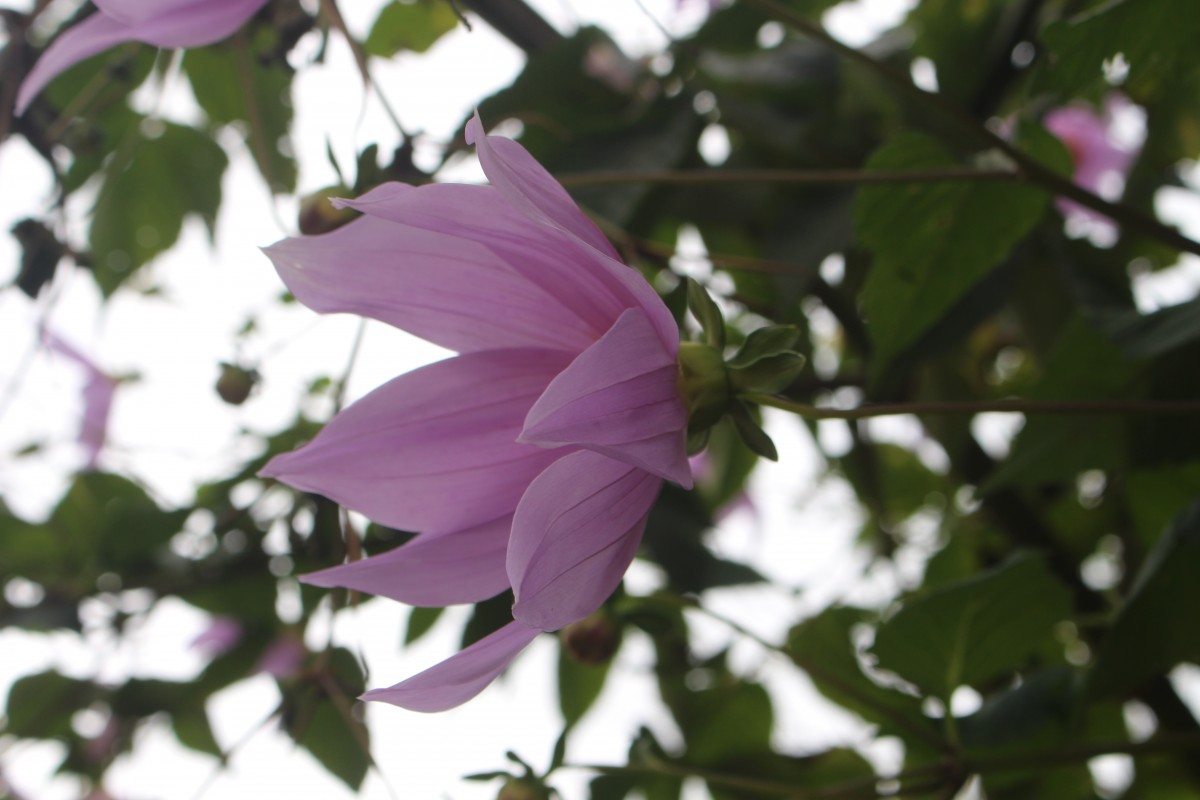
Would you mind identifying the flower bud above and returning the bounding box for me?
[216,363,258,405]
[559,610,620,665]
[298,187,358,235]
[497,778,551,800]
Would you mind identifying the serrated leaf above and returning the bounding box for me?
[365,0,460,57]
[89,122,227,294]
[856,132,1048,370]
[872,554,1072,699]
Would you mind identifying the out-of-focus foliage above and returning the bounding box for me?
[3,0,1200,798]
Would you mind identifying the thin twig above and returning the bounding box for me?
[746,395,1200,419]
[317,0,412,139]
[555,166,1017,187]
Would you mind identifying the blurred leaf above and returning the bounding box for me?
[365,0,459,57]
[462,591,515,648]
[1096,296,1200,358]
[285,649,370,790]
[4,671,96,739]
[172,705,223,759]
[404,605,444,645]
[787,606,935,741]
[89,122,227,294]
[184,35,297,193]
[558,645,611,729]
[856,132,1049,370]
[1090,500,1200,697]
[642,485,765,593]
[871,554,1072,699]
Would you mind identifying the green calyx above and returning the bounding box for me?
[677,340,732,434]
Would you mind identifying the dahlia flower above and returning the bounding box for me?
[261,114,693,711]
[17,0,269,114]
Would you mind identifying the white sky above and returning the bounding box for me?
[3,0,1199,798]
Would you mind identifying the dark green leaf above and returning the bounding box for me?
[365,0,460,57]
[687,277,726,349]
[872,554,1073,699]
[4,671,96,739]
[856,132,1048,370]
[1090,500,1200,697]
[558,644,611,729]
[404,605,444,645]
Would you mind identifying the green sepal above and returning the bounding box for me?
[729,401,778,461]
[727,325,801,368]
[686,277,726,349]
[687,428,711,455]
[730,351,806,394]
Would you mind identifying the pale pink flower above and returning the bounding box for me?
[261,114,691,711]
[42,330,116,470]
[1043,94,1141,225]
[255,635,306,679]
[189,615,243,659]
[17,0,269,114]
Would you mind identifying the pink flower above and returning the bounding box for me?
[255,635,306,679]
[1043,94,1141,225]
[42,330,117,470]
[190,615,243,659]
[260,114,691,711]
[16,0,269,114]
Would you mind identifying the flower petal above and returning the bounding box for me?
[363,621,540,712]
[508,451,662,631]
[17,0,266,114]
[261,349,573,535]
[264,213,599,354]
[301,516,511,606]
[336,183,677,352]
[521,307,691,487]
[465,113,620,262]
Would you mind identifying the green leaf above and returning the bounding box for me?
[728,401,778,461]
[787,607,935,741]
[172,705,223,759]
[462,591,515,648]
[89,122,228,294]
[727,325,801,369]
[871,554,1073,700]
[729,352,806,394]
[558,644,611,729]
[687,278,726,349]
[184,36,297,193]
[855,132,1049,370]
[403,605,444,645]
[365,0,460,57]
[4,671,97,739]
[1090,500,1200,697]
[1096,296,1200,358]
[284,649,370,790]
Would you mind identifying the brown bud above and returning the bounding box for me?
[298,187,358,235]
[559,610,620,665]
[216,363,258,405]
[497,778,551,800]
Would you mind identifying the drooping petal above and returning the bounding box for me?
[16,0,267,114]
[521,308,691,487]
[336,183,678,352]
[465,113,621,262]
[508,451,662,631]
[363,621,540,712]
[261,349,573,535]
[301,516,511,606]
[264,214,599,354]
[42,330,116,469]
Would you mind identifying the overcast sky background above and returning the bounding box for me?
[3,0,1200,798]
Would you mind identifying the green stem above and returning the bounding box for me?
[556,166,1016,187]
[738,0,1200,258]
[747,394,1200,419]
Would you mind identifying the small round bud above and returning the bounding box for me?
[497,778,551,800]
[298,187,358,235]
[216,363,258,405]
[559,610,620,665]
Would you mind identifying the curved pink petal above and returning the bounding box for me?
[302,516,511,606]
[264,213,601,354]
[363,621,540,711]
[43,330,115,469]
[508,451,662,631]
[261,349,573,535]
[17,0,266,114]
[465,112,620,262]
[336,183,677,353]
[521,308,691,487]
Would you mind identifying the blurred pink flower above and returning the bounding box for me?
[261,114,691,711]
[255,635,306,679]
[17,0,269,114]
[1043,94,1141,225]
[190,615,243,659]
[42,330,116,470]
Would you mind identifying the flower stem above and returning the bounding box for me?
[738,0,1200,258]
[746,394,1200,419]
